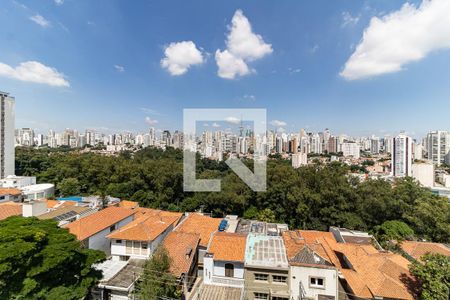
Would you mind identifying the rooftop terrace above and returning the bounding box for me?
[245,234,289,269]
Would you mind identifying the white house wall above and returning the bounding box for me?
[289,265,338,300]
[88,216,134,255]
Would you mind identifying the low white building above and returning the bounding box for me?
[341,142,360,159]
[22,199,47,217]
[21,183,54,200]
[107,209,182,261]
[0,175,36,188]
[93,259,145,300]
[283,231,339,300]
[66,207,135,255]
[203,232,247,288]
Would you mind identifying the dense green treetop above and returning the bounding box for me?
[0,216,105,300]
[410,253,450,300]
[134,246,179,300]
[15,146,450,243]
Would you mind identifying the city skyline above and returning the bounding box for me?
[1,0,450,136]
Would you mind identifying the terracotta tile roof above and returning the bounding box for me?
[208,232,247,262]
[175,213,222,248]
[107,212,181,241]
[0,202,22,220]
[282,230,335,268]
[163,231,200,278]
[65,206,135,241]
[332,240,416,299]
[288,230,417,299]
[119,200,139,209]
[401,241,450,261]
[0,188,22,196]
[46,199,77,209]
[46,200,60,208]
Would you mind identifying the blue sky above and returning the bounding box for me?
[1,0,450,137]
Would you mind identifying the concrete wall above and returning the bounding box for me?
[213,261,244,278]
[244,267,290,300]
[110,224,173,260]
[290,265,338,300]
[412,163,434,188]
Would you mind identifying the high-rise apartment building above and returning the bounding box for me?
[0,91,15,177]
[341,142,360,159]
[392,133,412,177]
[426,130,450,165]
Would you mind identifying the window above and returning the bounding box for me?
[310,277,325,288]
[254,292,268,300]
[254,273,269,281]
[224,263,234,277]
[272,275,287,283]
[272,297,289,300]
[116,239,122,244]
[126,241,133,254]
[142,243,148,249]
[109,224,116,232]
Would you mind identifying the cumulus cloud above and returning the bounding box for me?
[144,117,158,125]
[340,0,450,80]
[54,0,64,5]
[161,41,204,76]
[30,14,51,28]
[270,120,287,127]
[0,61,69,87]
[215,50,251,79]
[212,122,221,128]
[216,9,273,79]
[114,65,125,72]
[225,116,241,124]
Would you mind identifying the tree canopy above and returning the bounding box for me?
[0,216,105,300]
[15,146,450,243]
[134,246,179,300]
[410,253,450,300]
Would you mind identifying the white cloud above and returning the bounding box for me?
[215,50,251,79]
[341,11,360,27]
[203,123,209,127]
[144,117,158,125]
[225,116,240,125]
[310,44,319,53]
[216,9,273,79]
[0,61,69,87]
[140,108,164,116]
[288,67,301,74]
[270,120,287,127]
[54,0,64,5]
[161,41,204,76]
[30,14,51,28]
[242,94,256,101]
[212,122,221,128]
[114,65,125,72]
[340,0,450,80]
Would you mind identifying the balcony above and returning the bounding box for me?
[210,275,245,288]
